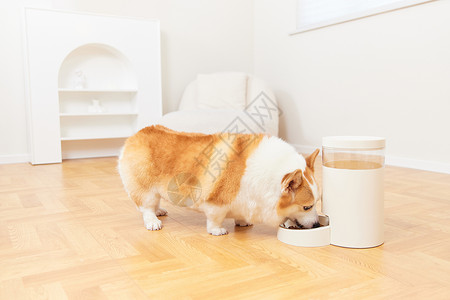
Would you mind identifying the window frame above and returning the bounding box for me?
[292,0,435,35]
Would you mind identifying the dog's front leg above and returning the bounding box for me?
[203,204,228,236]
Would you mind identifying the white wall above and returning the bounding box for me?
[0,1,34,163]
[0,0,254,163]
[254,0,450,172]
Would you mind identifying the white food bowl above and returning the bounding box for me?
[277,215,331,247]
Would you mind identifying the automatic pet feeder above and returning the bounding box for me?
[277,136,386,248]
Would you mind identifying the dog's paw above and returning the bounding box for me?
[280,219,300,229]
[156,208,168,216]
[145,218,162,231]
[235,220,253,227]
[208,227,228,236]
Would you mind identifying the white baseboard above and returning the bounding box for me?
[0,154,30,164]
[291,144,450,175]
[385,156,450,174]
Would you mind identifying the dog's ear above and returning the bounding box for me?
[281,169,302,195]
[305,149,320,171]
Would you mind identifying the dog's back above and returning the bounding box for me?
[119,125,265,208]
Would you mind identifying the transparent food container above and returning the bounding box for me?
[322,136,385,248]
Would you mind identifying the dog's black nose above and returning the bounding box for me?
[312,222,320,228]
[295,220,304,229]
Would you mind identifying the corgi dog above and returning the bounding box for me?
[118,125,320,236]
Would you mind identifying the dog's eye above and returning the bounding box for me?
[303,205,313,211]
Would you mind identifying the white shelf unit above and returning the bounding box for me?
[23,8,162,164]
[57,44,141,157]
[59,113,138,117]
[61,135,131,141]
[58,88,138,92]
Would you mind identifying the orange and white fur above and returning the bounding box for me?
[118,125,320,236]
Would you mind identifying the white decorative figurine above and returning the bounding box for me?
[73,69,86,89]
[88,99,105,113]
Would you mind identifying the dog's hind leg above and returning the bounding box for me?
[138,190,165,231]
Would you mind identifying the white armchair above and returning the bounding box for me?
[158,72,279,136]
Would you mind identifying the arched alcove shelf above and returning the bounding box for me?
[58,43,137,90]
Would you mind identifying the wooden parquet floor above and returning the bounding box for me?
[0,157,449,299]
